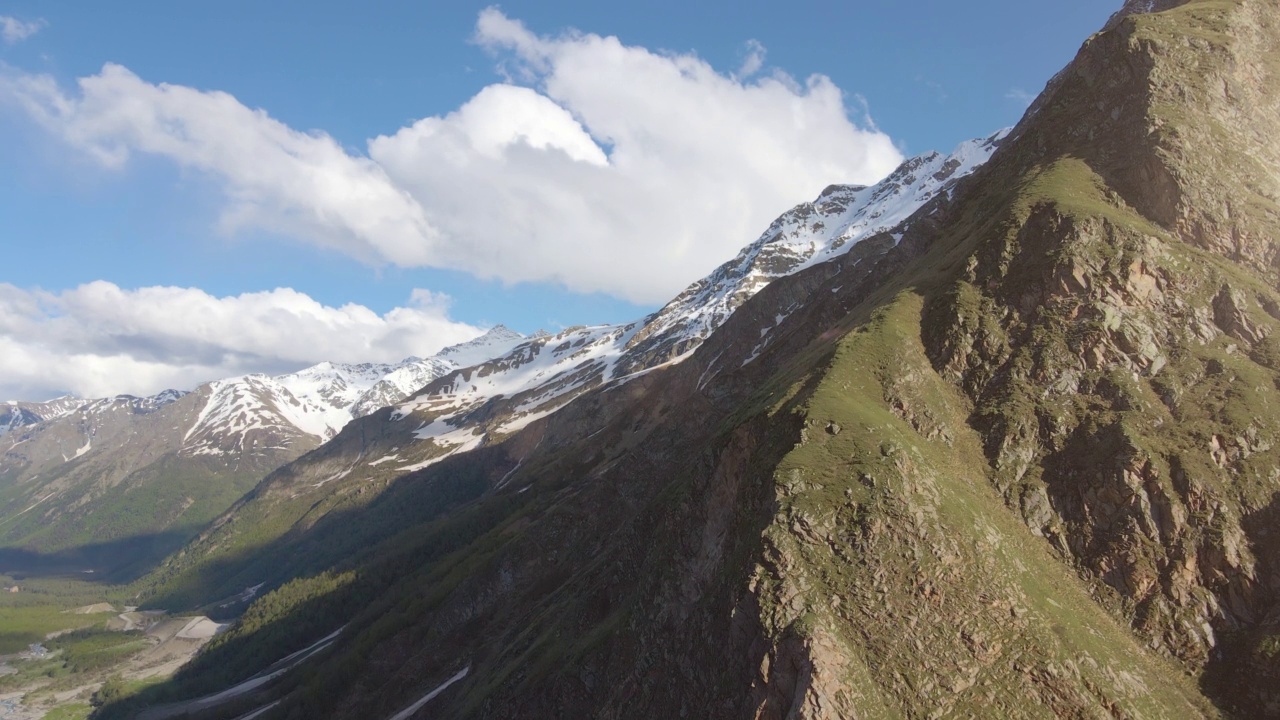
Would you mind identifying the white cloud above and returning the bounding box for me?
[0,16,44,44]
[736,39,767,79]
[0,9,904,305]
[0,64,440,266]
[0,282,483,400]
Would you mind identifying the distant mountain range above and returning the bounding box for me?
[1,395,94,437]
[0,325,526,577]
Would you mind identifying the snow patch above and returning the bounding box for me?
[386,666,471,720]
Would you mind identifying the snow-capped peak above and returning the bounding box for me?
[615,129,1008,370]
[1,395,84,437]
[179,332,532,455]
[436,325,526,368]
[182,362,412,454]
[349,357,457,419]
[392,133,1006,456]
[275,360,402,425]
[150,389,186,406]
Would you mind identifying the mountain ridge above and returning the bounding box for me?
[94,1,1280,718]
[128,132,1010,619]
[0,328,528,577]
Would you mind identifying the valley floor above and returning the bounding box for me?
[0,574,224,719]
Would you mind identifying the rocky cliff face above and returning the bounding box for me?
[922,1,1280,712]
[98,2,1280,718]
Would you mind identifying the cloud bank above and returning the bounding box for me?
[0,283,483,401]
[0,9,903,305]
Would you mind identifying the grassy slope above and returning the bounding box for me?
[0,606,115,655]
[760,289,1215,717]
[0,452,276,581]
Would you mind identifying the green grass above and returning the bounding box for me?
[0,606,114,655]
[48,628,149,674]
[0,575,129,608]
[40,703,93,720]
[0,454,270,566]
[760,291,1219,717]
[1017,158,1164,236]
[92,674,168,710]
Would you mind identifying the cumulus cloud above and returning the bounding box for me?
[0,9,903,304]
[0,282,483,401]
[0,16,44,44]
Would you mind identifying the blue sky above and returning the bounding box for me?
[0,1,1119,399]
